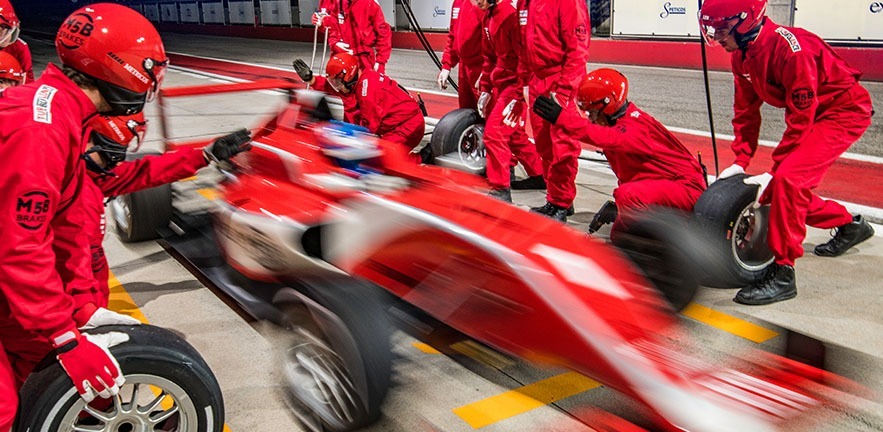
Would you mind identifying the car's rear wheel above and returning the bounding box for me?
[16,324,224,432]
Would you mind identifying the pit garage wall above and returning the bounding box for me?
[133,0,883,80]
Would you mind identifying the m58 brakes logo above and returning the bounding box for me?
[15,191,51,230]
[58,13,95,50]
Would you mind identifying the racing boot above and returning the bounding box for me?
[531,201,568,222]
[813,215,875,257]
[488,187,512,203]
[733,263,797,305]
[511,175,547,190]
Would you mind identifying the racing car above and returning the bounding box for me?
[118,80,862,431]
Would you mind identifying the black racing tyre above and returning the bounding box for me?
[429,108,485,173]
[16,324,224,432]
[110,151,174,243]
[612,211,699,312]
[691,174,775,288]
[275,275,392,432]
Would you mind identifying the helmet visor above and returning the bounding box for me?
[144,57,169,103]
[0,24,18,48]
[698,13,739,46]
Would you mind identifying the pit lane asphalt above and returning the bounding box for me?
[22,34,883,431]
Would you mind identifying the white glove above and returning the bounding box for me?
[477,92,491,118]
[373,62,379,71]
[335,42,353,55]
[437,68,450,90]
[718,164,745,179]
[79,307,142,330]
[743,172,773,208]
[311,11,328,26]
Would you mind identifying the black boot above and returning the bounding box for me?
[734,264,797,305]
[530,201,568,222]
[488,187,512,203]
[814,215,875,257]
[511,175,547,190]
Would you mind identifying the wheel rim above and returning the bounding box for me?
[283,329,363,431]
[50,374,199,432]
[731,204,775,272]
[457,124,486,172]
[110,196,133,237]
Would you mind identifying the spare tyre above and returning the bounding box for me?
[691,174,774,288]
[109,151,174,243]
[429,108,485,174]
[16,324,224,432]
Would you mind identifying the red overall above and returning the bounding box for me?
[352,70,425,162]
[562,104,707,235]
[1,38,34,83]
[516,0,590,208]
[84,148,207,307]
[326,0,392,73]
[0,64,96,426]
[441,0,485,109]
[480,1,542,189]
[730,19,874,266]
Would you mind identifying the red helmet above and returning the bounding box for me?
[576,68,629,117]
[0,0,20,48]
[699,0,767,46]
[85,113,147,170]
[325,53,359,92]
[56,3,168,115]
[0,50,24,86]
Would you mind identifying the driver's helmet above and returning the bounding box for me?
[56,3,168,116]
[85,113,148,172]
[0,51,24,87]
[0,0,20,48]
[699,0,767,47]
[316,120,382,174]
[577,68,629,117]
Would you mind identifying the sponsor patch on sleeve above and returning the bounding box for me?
[575,24,588,41]
[791,87,815,110]
[775,27,801,52]
[14,190,52,230]
[33,85,58,124]
[452,7,459,19]
[519,10,528,25]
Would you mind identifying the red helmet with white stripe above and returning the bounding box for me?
[56,3,168,115]
[0,0,20,48]
[85,113,148,171]
[577,68,629,117]
[325,53,359,92]
[699,0,767,47]
[0,50,24,86]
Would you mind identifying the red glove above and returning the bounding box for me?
[53,329,127,403]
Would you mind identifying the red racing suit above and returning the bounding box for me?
[84,148,207,308]
[327,0,392,73]
[479,1,542,189]
[0,64,96,424]
[516,0,590,208]
[729,19,874,266]
[441,0,485,109]
[561,104,707,235]
[1,38,34,83]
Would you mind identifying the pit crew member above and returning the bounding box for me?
[0,49,25,88]
[324,0,392,74]
[0,0,33,82]
[437,0,485,110]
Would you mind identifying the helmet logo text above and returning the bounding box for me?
[58,13,94,50]
[107,51,150,84]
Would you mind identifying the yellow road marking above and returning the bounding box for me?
[179,175,199,182]
[681,302,779,343]
[196,187,218,201]
[412,341,441,354]
[452,372,600,429]
[450,340,515,370]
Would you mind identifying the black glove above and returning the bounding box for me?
[533,95,563,125]
[204,128,252,163]
[292,59,314,83]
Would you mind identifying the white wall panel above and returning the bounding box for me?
[229,1,256,25]
[410,0,451,30]
[160,3,179,23]
[612,0,700,38]
[144,4,161,22]
[298,0,320,25]
[260,0,293,25]
[179,3,200,23]
[201,2,225,24]
[793,0,883,42]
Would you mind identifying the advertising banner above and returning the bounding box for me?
[793,0,883,42]
[201,2,225,24]
[144,3,161,22]
[299,0,320,26]
[410,0,451,30]
[228,1,256,25]
[160,3,179,23]
[612,0,700,38]
[179,3,199,23]
[260,0,293,25]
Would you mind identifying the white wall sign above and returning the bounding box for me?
[794,0,883,42]
[410,0,451,30]
[179,3,200,23]
[260,1,293,26]
[144,4,161,22]
[228,1,256,25]
[612,0,699,38]
[201,2,225,24]
[160,3,179,23]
